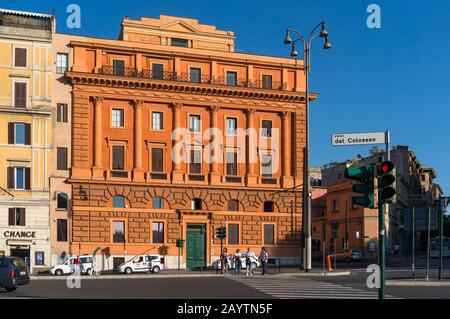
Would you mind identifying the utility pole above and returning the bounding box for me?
[439,200,443,281]
[412,206,415,281]
[426,206,431,281]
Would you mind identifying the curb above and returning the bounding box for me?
[386,280,450,287]
[286,271,351,277]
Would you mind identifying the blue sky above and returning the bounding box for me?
[2,0,449,192]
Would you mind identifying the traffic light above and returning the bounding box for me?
[377,161,396,203]
[345,164,375,208]
[216,226,226,240]
[176,239,185,248]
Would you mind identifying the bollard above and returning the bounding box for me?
[326,255,333,272]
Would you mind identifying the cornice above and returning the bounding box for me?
[66,71,317,104]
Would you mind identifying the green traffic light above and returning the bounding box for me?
[345,164,375,208]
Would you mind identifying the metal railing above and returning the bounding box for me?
[98,65,288,91]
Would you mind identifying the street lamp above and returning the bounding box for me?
[284,21,331,272]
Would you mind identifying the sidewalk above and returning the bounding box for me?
[31,268,350,280]
[386,279,450,287]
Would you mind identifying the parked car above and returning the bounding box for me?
[49,255,95,276]
[116,254,161,274]
[329,249,362,262]
[0,256,30,292]
[212,253,260,270]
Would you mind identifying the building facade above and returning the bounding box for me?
[66,15,308,270]
[0,9,53,273]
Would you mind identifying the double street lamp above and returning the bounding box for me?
[284,22,331,271]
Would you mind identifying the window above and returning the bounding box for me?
[15,167,25,190]
[226,152,238,176]
[152,63,164,80]
[8,208,25,226]
[262,75,273,90]
[228,200,239,212]
[189,150,201,174]
[56,53,68,73]
[189,115,201,132]
[113,60,125,76]
[332,199,339,212]
[171,38,188,47]
[226,117,237,135]
[191,198,202,210]
[14,82,27,108]
[263,201,275,213]
[261,120,272,137]
[14,123,25,144]
[14,48,27,68]
[264,224,275,245]
[113,195,125,208]
[7,167,30,190]
[190,67,201,83]
[8,122,30,145]
[112,109,124,127]
[261,154,273,177]
[35,252,45,266]
[57,104,68,123]
[57,193,68,209]
[228,224,239,245]
[152,112,163,130]
[112,221,125,243]
[57,219,68,242]
[57,147,68,170]
[152,197,164,209]
[152,222,164,244]
[151,148,164,173]
[112,146,125,170]
[226,71,237,86]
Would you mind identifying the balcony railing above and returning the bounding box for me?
[98,66,288,91]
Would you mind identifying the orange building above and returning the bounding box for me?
[66,15,309,270]
[312,181,381,258]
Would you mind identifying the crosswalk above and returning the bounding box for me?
[229,276,399,299]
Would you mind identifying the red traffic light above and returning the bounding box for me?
[377,161,394,175]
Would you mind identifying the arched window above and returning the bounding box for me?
[263,201,275,212]
[113,195,125,208]
[191,198,202,210]
[152,197,164,209]
[57,193,68,210]
[228,200,239,212]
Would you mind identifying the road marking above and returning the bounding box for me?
[229,276,400,299]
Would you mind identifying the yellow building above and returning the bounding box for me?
[0,9,53,273]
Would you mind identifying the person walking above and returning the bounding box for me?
[245,247,255,276]
[220,247,229,275]
[234,249,242,276]
[259,247,269,275]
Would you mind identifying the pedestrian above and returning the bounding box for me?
[259,247,269,275]
[245,247,255,276]
[74,255,81,275]
[220,247,228,275]
[234,249,242,276]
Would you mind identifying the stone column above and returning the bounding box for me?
[171,103,184,183]
[92,96,105,180]
[281,111,294,188]
[245,108,258,186]
[132,100,145,181]
[208,105,221,184]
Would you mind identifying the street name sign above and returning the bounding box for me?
[332,132,386,146]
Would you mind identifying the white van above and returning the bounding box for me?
[50,255,94,276]
[117,254,161,274]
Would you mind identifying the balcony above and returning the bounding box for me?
[98,66,288,91]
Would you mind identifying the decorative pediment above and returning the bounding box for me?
[160,20,199,34]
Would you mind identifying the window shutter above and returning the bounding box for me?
[57,104,61,122]
[112,146,124,170]
[19,208,26,226]
[152,148,163,172]
[25,167,31,190]
[15,48,26,67]
[7,167,14,189]
[64,104,68,122]
[15,83,26,108]
[8,122,14,144]
[25,123,31,145]
[8,208,14,226]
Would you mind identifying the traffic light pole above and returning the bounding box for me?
[378,198,386,299]
[439,200,443,281]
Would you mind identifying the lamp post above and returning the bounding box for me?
[284,22,331,272]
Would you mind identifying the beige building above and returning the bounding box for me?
[0,9,53,273]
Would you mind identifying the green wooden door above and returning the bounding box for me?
[186,224,206,269]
